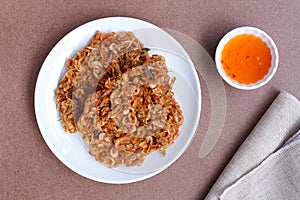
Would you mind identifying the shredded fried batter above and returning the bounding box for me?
[56,31,143,133]
[56,31,183,168]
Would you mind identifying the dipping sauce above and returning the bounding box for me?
[221,34,272,84]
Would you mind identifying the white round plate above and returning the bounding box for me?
[35,17,201,183]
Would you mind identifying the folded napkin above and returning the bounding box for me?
[205,91,300,200]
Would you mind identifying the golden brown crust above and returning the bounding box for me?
[56,31,183,168]
[77,54,183,167]
[55,31,143,133]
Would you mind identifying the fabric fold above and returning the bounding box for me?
[205,91,300,200]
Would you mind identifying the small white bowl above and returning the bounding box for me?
[215,26,279,90]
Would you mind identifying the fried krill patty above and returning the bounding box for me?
[56,31,144,133]
[77,54,183,168]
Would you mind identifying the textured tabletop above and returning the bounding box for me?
[1,0,299,199]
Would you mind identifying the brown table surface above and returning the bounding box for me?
[1,0,299,199]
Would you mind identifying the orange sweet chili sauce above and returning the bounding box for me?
[221,34,272,84]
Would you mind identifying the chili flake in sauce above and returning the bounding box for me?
[221,34,272,84]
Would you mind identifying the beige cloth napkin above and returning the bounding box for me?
[205,91,300,200]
